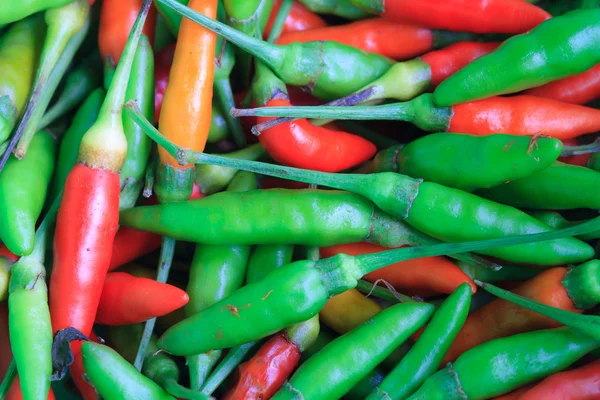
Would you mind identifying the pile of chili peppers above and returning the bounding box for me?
[2,0,600,399]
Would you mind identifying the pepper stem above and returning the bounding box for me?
[163,378,212,400]
[476,280,600,342]
[23,191,62,264]
[200,341,260,395]
[266,0,293,43]
[0,359,16,398]
[156,0,284,70]
[356,279,416,304]
[213,78,246,148]
[561,137,600,157]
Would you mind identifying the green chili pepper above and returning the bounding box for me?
[455,260,540,284]
[246,244,294,285]
[39,50,102,130]
[8,197,59,400]
[298,0,370,19]
[120,34,155,210]
[0,130,56,256]
[0,257,12,301]
[0,16,45,144]
[207,103,231,143]
[272,302,434,400]
[0,0,72,24]
[407,327,599,400]
[477,162,600,210]
[364,133,563,191]
[49,88,104,201]
[155,0,189,35]
[157,0,393,100]
[154,13,175,52]
[368,283,472,400]
[82,341,177,400]
[434,9,600,106]
[529,211,600,241]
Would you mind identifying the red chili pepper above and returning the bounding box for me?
[153,43,175,123]
[517,360,600,399]
[99,0,157,63]
[264,0,327,38]
[0,245,18,262]
[420,41,500,87]
[95,272,189,325]
[108,227,162,272]
[258,98,376,172]
[320,242,476,296]
[223,333,301,400]
[369,0,550,34]
[523,63,600,106]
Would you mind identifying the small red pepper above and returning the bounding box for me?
[524,64,600,105]
[153,43,175,123]
[264,0,327,38]
[108,227,162,272]
[0,245,18,263]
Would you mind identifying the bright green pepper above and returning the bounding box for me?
[120,34,155,210]
[434,9,600,106]
[0,131,56,256]
[156,0,393,100]
[407,327,599,400]
[246,244,294,285]
[0,0,72,24]
[82,341,176,400]
[0,16,45,143]
[477,162,600,210]
[272,302,434,400]
[298,0,369,19]
[367,133,563,191]
[368,283,472,400]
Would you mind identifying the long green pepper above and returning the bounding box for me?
[0,0,72,24]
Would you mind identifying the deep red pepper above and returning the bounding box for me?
[153,43,175,123]
[107,227,162,271]
[524,63,600,105]
[0,245,18,263]
[264,0,327,38]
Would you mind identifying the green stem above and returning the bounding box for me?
[233,103,411,120]
[266,0,293,43]
[157,0,284,69]
[24,192,62,264]
[0,359,16,398]
[163,378,211,400]
[356,279,416,303]
[133,236,175,370]
[214,78,246,148]
[200,341,260,395]
[476,280,600,342]
[561,138,600,157]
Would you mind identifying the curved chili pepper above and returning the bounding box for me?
[156,0,217,202]
[95,272,189,325]
[434,9,600,106]
[108,227,162,271]
[524,64,600,105]
[351,0,549,34]
[320,288,381,334]
[407,327,599,400]
[120,34,155,209]
[0,16,44,144]
[157,0,393,100]
[278,18,475,60]
[99,0,156,63]
[39,51,103,130]
[369,283,472,400]
[272,302,434,400]
[443,260,600,364]
[0,130,56,256]
[264,0,326,38]
[298,0,368,19]
[321,243,475,295]
[518,360,600,400]
[0,0,72,24]
[477,162,600,210]
[50,2,151,340]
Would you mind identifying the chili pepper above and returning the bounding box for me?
[0,0,73,24]
[154,13,175,52]
[49,1,151,340]
[524,64,600,105]
[433,9,600,106]
[0,246,18,263]
[156,0,217,203]
[108,227,162,271]
[49,88,104,201]
[407,327,599,400]
[351,0,549,33]
[120,35,155,210]
[455,260,540,285]
[443,260,600,364]
[298,0,369,19]
[99,0,156,63]
[477,162,600,210]
[0,16,44,144]
[39,51,103,130]
[264,0,326,38]
[272,302,434,400]
[95,272,188,325]
[517,359,600,400]
[321,243,475,295]
[8,197,59,400]
[81,341,177,400]
[493,385,536,400]
[369,283,471,400]
[0,130,56,256]
[320,288,381,334]
[0,257,12,301]
[367,133,563,192]
[278,19,475,60]
[69,333,99,400]
[241,94,600,141]
[157,0,393,101]
[246,245,294,285]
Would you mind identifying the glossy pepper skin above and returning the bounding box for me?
[108,227,162,271]
[524,63,600,105]
[407,327,599,400]
[0,131,56,256]
[264,0,326,38]
[272,302,435,400]
[319,288,381,334]
[434,9,600,106]
[0,16,44,143]
[351,0,550,34]
[369,283,472,400]
[82,342,175,400]
[477,162,600,210]
[0,0,71,24]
